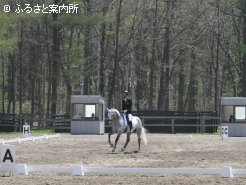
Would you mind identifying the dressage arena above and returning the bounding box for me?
[0,133,246,185]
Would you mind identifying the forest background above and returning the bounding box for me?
[0,0,246,116]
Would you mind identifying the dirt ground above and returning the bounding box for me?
[0,133,246,185]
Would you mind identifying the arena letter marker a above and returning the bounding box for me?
[0,145,16,176]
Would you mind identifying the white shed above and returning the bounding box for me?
[220,97,246,137]
[70,95,105,134]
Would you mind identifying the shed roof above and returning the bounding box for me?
[221,97,246,106]
[71,95,104,104]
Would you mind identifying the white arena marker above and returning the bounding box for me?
[220,166,233,178]
[221,126,229,139]
[15,164,28,175]
[0,140,4,145]
[23,125,30,138]
[0,145,16,176]
[72,165,84,176]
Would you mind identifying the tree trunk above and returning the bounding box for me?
[214,0,221,111]
[108,0,122,108]
[186,51,197,111]
[46,24,51,117]
[158,25,170,111]
[83,0,92,95]
[148,0,158,110]
[51,0,61,116]
[158,0,173,111]
[30,32,38,116]
[7,53,16,114]
[134,32,147,111]
[1,53,5,113]
[65,27,74,113]
[242,8,246,96]
[99,2,107,97]
[18,22,24,115]
[177,59,185,111]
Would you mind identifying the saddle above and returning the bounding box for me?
[120,114,132,126]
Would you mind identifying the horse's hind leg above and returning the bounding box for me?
[137,129,141,151]
[108,132,113,147]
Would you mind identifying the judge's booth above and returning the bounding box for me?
[220,97,246,137]
[70,95,105,134]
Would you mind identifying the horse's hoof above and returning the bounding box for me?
[121,148,125,152]
[112,149,116,153]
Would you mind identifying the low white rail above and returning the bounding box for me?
[0,134,61,145]
[1,164,245,178]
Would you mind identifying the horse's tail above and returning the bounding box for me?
[136,117,147,145]
[140,127,147,145]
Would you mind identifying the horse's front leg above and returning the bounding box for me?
[108,132,114,147]
[121,131,131,152]
[112,133,121,153]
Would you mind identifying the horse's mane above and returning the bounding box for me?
[109,108,120,118]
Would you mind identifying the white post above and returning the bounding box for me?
[220,166,233,178]
[72,165,84,176]
[221,126,229,139]
[0,145,16,176]
[23,125,30,138]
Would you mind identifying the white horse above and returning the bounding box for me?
[107,108,147,153]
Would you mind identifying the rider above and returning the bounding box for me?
[122,90,133,132]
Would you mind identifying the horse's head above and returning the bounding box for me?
[107,108,120,121]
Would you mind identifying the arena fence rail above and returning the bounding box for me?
[1,165,244,178]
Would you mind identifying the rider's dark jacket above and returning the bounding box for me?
[122,97,132,114]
